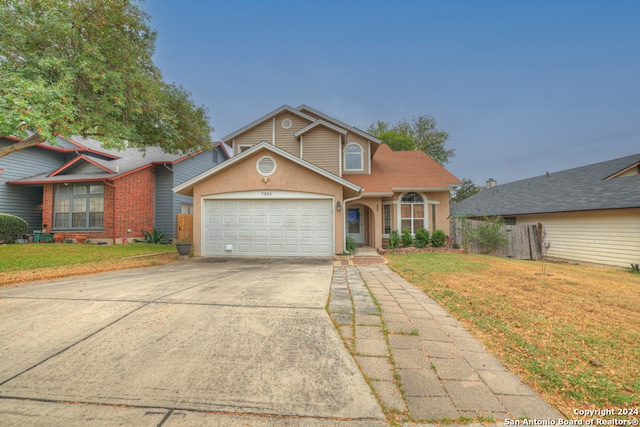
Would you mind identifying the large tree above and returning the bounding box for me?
[0,0,212,158]
[367,115,454,165]
[450,178,482,203]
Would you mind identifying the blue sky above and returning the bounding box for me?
[142,0,639,186]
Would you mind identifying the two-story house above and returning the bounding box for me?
[1,134,228,243]
[174,105,461,257]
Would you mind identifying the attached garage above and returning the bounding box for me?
[203,194,334,257]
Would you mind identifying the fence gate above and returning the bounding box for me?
[177,214,193,242]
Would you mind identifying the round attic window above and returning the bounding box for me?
[256,156,276,176]
[281,118,292,129]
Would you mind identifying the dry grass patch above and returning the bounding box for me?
[0,243,179,286]
[386,252,640,419]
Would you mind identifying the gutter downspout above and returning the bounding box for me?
[103,180,116,244]
[342,189,364,254]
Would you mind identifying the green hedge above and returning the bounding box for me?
[0,213,29,243]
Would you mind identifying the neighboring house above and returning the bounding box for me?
[450,153,640,268]
[174,104,462,257]
[0,135,229,243]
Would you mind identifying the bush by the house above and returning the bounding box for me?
[414,228,430,248]
[346,235,358,254]
[388,230,401,249]
[401,228,413,247]
[431,229,447,248]
[0,213,29,243]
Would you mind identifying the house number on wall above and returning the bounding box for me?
[261,191,272,197]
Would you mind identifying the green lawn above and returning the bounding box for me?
[0,243,175,272]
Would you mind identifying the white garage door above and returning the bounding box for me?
[204,198,333,257]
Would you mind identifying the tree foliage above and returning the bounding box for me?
[451,178,482,203]
[367,115,455,165]
[0,0,213,158]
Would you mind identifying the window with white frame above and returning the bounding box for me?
[383,204,392,234]
[344,143,363,170]
[400,192,424,233]
[54,183,104,229]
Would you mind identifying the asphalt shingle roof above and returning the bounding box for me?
[450,153,640,217]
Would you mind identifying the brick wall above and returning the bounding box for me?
[42,166,156,244]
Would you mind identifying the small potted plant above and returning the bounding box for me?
[176,232,192,259]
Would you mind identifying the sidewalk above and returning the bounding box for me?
[328,263,562,423]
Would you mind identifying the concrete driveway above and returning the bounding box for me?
[0,258,385,426]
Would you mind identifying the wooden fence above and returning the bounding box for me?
[450,219,542,260]
[177,214,193,242]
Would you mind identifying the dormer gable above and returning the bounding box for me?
[49,155,114,177]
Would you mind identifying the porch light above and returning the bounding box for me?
[336,201,341,211]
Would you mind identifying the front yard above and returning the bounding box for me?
[386,252,640,419]
[0,243,178,286]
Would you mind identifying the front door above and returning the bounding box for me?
[347,207,363,244]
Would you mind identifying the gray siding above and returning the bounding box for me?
[0,139,65,232]
[154,164,174,237]
[157,146,228,238]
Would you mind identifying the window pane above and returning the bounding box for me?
[414,219,424,230]
[72,198,86,227]
[345,154,361,169]
[54,199,69,228]
[90,184,104,194]
[401,204,411,218]
[414,204,424,217]
[401,220,412,231]
[89,212,104,227]
[73,185,87,195]
[56,185,71,196]
[383,205,391,234]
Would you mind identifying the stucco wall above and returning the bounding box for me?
[191,149,347,256]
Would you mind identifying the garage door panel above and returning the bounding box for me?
[204,198,333,257]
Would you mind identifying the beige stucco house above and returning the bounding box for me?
[174,105,462,257]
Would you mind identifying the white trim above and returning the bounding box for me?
[392,187,451,191]
[293,119,348,138]
[221,105,316,142]
[174,141,362,195]
[338,134,343,176]
[282,118,293,129]
[296,104,382,144]
[368,141,371,174]
[300,135,304,158]
[344,142,364,172]
[203,190,334,200]
[396,191,429,232]
[272,117,276,144]
[256,155,276,176]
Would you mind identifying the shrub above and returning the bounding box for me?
[0,213,29,243]
[431,229,447,247]
[401,228,413,247]
[414,228,429,248]
[346,236,358,254]
[388,230,401,249]
[475,216,509,254]
[140,228,171,244]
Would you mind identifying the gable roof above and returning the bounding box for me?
[6,135,226,185]
[346,144,462,195]
[451,153,640,217]
[296,104,382,146]
[220,105,317,143]
[173,141,362,196]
